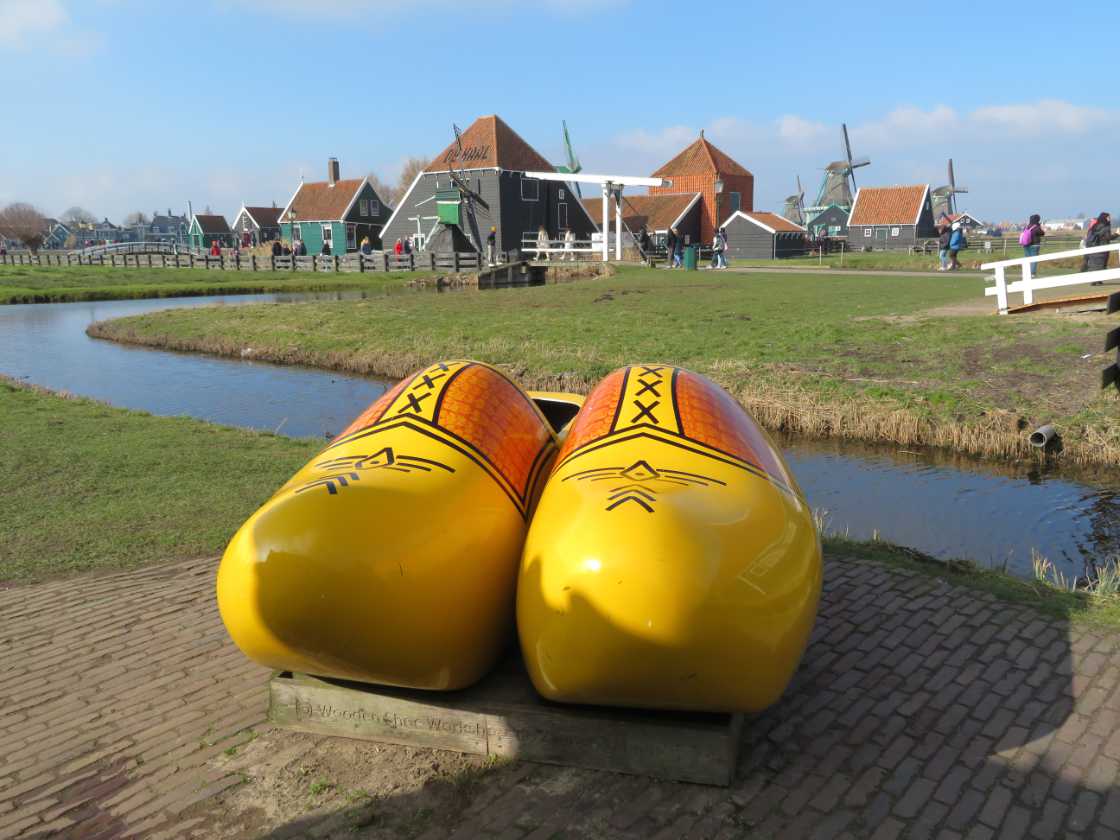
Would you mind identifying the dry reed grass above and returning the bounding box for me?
[85,322,1120,466]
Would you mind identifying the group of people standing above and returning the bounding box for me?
[1019,212,1114,272]
[936,222,967,271]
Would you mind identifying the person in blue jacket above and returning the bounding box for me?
[948,222,965,271]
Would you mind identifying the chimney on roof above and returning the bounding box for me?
[700,129,705,139]
[328,157,340,187]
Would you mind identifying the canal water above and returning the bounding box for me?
[1,293,1116,580]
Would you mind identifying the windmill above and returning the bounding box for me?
[432,123,490,252]
[555,120,582,198]
[782,176,806,226]
[931,159,968,223]
[813,123,871,211]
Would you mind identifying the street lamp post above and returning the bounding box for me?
[289,209,298,255]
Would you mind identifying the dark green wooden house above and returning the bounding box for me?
[279,158,390,254]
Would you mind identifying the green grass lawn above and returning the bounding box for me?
[0,264,422,303]
[0,377,319,582]
[733,238,1092,273]
[90,264,1120,465]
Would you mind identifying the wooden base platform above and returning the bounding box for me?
[1009,292,1110,314]
[269,655,744,786]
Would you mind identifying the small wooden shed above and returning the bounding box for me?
[279,159,389,255]
[847,185,937,249]
[232,205,283,247]
[721,211,807,259]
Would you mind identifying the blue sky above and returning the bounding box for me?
[1,0,1115,224]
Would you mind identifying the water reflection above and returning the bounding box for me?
[780,434,1120,579]
[1,293,1117,580]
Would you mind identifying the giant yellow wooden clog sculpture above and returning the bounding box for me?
[518,365,821,713]
[217,361,558,690]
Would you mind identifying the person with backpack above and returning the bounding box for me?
[1084,212,1114,274]
[948,222,966,270]
[937,223,952,271]
[1019,214,1044,261]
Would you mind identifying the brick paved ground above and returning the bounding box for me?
[3,555,1120,838]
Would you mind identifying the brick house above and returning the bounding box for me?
[648,132,754,244]
[846,185,937,250]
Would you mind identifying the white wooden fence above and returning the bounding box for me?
[982,243,1120,314]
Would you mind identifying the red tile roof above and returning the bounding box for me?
[848,185,929,226]
[192,214,230,234]
[733,211,805,233]
[245,206,283,228]
[425,115,555,174]
[282,179,364,222]
[580,193,699,233]
[651,135,752,179]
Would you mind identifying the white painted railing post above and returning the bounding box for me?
[994,265,1008,315]
[1022,262,1034,306]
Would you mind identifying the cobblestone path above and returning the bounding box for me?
[3,556,1119,838]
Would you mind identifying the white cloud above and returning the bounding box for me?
[972,100,1113,136]
[614,125,698,158]
[776,115,829,146]
[0,0,68,46]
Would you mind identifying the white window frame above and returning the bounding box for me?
[521,176,540,201]
[891,227,900,237]
[369,199,380,216]
[321,224,332,243]
[559,188,566,200]
[346,224,356,249]
[863,228,871,237]
[292,223,302,241]
[359,200,368,217]
[558,203,568,229]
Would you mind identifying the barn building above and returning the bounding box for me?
[804,204,849,240]
[648,132,754,244]
[721,211,807,259]
[279,159,390,255]
[188,214,233,250]
[380,115,597,255]
[847,185,937,249]
[231,205,283,247]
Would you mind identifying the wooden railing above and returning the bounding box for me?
[0,250,484,274]
[982,243,1120,313]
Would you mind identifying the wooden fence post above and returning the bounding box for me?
[382,253,390,272]
[358,254,366,273]
[452,251,460,273]
[251,254,258,272]
[332,255,339,273]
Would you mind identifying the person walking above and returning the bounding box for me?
[562,228,576,261]
[536,226,551,262]
[948,222,965,271]
[486,226,497,265]
[271,239,282,258]
[1084,212,1114,275]
[359,236,372,255]
[403,236,412,256]
[667,227,681,268]
[393,237,403,256]
[1020,214,1045,262]
[320,240,331,257]
[718,226,729,268]
[711,229,724,269]
[937,223,952,271]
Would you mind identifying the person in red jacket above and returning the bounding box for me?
[209,240,221,257]
[393,238,403,256]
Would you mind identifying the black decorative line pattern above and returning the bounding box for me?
[296,472,360,495]
[322,418,552,518]
[566,459,722,513]
[631,399,660,425]
[397,390,432,415]
[300,447,455,495]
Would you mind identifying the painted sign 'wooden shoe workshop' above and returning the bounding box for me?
[518,365,822,714]
[217,360,559,691]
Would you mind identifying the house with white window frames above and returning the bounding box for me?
[846,185,937,250]
[278,158,390,254]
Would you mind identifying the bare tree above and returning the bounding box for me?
[61,206,96,225]
[124,211,150,226]
[392,157,431,206]
[0,203,48,252]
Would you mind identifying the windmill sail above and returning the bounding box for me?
[813,124,870,211]
[557,120,582,198]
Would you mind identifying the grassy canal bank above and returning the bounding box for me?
[0,264,423,304]
[89,264,1120,466]
[3,376,1118,629]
